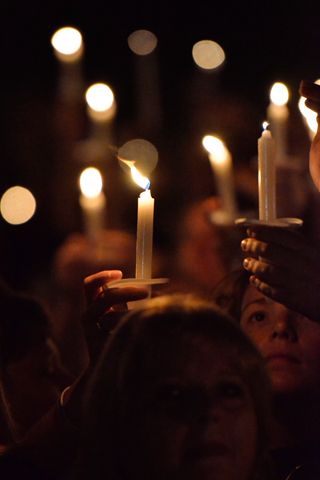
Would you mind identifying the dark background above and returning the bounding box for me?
[1,0,320,289]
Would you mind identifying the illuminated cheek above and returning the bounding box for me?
[240,325,266,352]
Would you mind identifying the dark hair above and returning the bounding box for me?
[75,293,271,480]
[212,268,251,322]
[0,282,51,365]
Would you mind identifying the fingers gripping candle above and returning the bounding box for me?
[258,125,276,222]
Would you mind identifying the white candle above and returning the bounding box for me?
[85,83,116,142]
[79,191,106,241]
[79,167,106,241]
[258,128,276,222]
[51,26,84,102]
[202,135,237,220]
[136,188,154,279]
[267,82,289,166]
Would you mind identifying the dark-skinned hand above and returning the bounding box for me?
[240,225,320,323]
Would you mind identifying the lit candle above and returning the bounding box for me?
[128,30,161,136]
[51,26,84,102]
[79,167,106,241]
[202,135,237,220]
[85,83,116,142]
[130,166,154,279]
[258,125,276,222]
[267,82,289,166]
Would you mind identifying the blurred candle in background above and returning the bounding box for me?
[258,124,276,222]
[267,82,289,166]
[202,134,237,222]
[79,167,106,241]
[128,29,161,137]
[51,26,84,102]
[85,82,116,143]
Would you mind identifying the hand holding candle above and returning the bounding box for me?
[236,123,302,229]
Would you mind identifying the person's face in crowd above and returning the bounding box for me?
[5,337,71,431]
[240,285,320,396]
[126,334,258,480]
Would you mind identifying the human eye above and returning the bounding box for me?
[151,382,205,420]
[241,307,268,327]
[217,379,249,409]
[219,380,245,399]
[249,311,266,323]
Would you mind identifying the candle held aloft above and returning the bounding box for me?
[267,82,289,166]
[258,129,276,222]
[79,167,107,242]
[79,192,106,241]
[202,135,237,221]
[136,188,154,279]
[51,26,84,102]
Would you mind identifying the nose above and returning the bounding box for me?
[196,398,222,425]
[271,308,298,342]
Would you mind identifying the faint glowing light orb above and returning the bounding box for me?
[0,186,36,225]
[85,83,114,112]
[79,167,103,198]
[192,40,225,70]
[51,27,83,60]
[202,135,227,163]
[270,82,289,106]
[127,30,158,55]
[118,139,158,176]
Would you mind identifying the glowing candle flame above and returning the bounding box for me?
[270,82,289,106]
[85,83,114,112]
[79,167,103,198]
[0,186,36,225]
[128,30,158,55]
[262,121,269,130]
[131,166,150,190]
[192,40,225,70]
[202,135,227,164]
[51,26,83,62]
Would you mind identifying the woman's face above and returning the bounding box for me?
[5,337,71,432]
[125,334,258,480]
[240,285,320,396]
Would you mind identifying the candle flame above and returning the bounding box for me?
[51,27,83,60]
[131,166,150,190]
[128,30,158,55]
[270,82,289,106]
[79,167,103,198]
[85,83,114,112]
[202,135,228,164]
[262,121,269,130]
[118,156,151,190]
[192,40,225,70]
[0,186,36,225]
